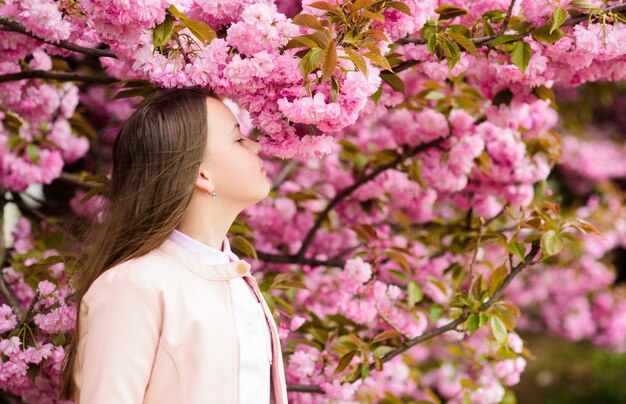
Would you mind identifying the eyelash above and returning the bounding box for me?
[236,138,246,144]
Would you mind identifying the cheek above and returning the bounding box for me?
[214,147,260,183]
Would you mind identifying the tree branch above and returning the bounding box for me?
[252,249,346,268]
[287,241,541,394]
[499,0,518,36]
[398,3,626,47]
[0,70,119,84]
[287,384,325,394]
[0,17,117,59]
[371,241,541,368]
[295,136,449,261]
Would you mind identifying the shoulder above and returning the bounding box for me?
[83,248,176,303]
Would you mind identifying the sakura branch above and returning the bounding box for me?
[0,16,117,59]
[295,136,451,261]
[287,241,541,395]
[0,70,118,84]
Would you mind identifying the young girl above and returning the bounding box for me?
[59,87,288,403]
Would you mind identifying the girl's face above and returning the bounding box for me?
[199,96,270,205]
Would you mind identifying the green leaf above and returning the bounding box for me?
[166,4,187,19]
[493,302,520,330]
[310,327,329,345]
[330,75,339,102]
[491,34,520,46]
[568,0,596,9]
[321,40,337,82]
[541,230,563,257]
[460,377,479,390]
[26,363,42,384]
[531,24,566,44]
[427,33,437,55]
[371,86,382,104]
[435,5,469,20]
[299,48,324,77]
[373,345,394,358]
[333,349,357,376]
[153,14,174,48]
[307,1,336,11]
[505,242,526,260]
[229,221,254,234]
[353,0,375,11]
[511,41,532,74]
[371,149,399,168]
[478,312,489,327]
[551,6,567,33]
[408,281,423,305]
[231,236,258,260]
[344,47,368,76]
[361,364,370,379]
[424,90,445,100]
[532,85,556,106]
[448,31,478,56]
[285,36,321,49]
[489,314,508,345]
[466,313,479,335]
[488,264,509,297]
[26,144,40,164]
[272,294,294,316]
[483,9,507,23]
[363,9,385,21]
[112,87,151,100]
[292,14,324,31]
[389,270,408,282]
[384,248,410,271]
[380,71,405,93]
[482,17,495,36]
[430,304,443,322]
[387,1,412,15]
[372,330,402,343]
[183,19,216,45]
[337,139,361,153]
[441,37,460,72]
[344,362,363,382]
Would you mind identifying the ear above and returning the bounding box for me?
[195,167,215,194]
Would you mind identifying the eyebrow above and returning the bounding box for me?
[230,123,240,137]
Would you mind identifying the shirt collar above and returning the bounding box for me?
[168,228,239,264]
[157,233,251,281]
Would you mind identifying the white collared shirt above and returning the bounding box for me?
[168,229,271,404]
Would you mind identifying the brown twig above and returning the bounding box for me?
[0,17,117,59]
[370,241,540,368]
[397,3,626,47]
[0,70,119,84]
[246,249,346,268]
[499,0,518,36]
[287,240,541,394]
[295,136,449,260]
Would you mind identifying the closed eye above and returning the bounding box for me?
[236,137,246,144]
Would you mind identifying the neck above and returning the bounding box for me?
[176,190,242,250]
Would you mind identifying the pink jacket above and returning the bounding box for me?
[73,238,288,403]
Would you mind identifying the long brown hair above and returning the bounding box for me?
[59,86,217,400]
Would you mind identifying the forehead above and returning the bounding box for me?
[205,97,238,138]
